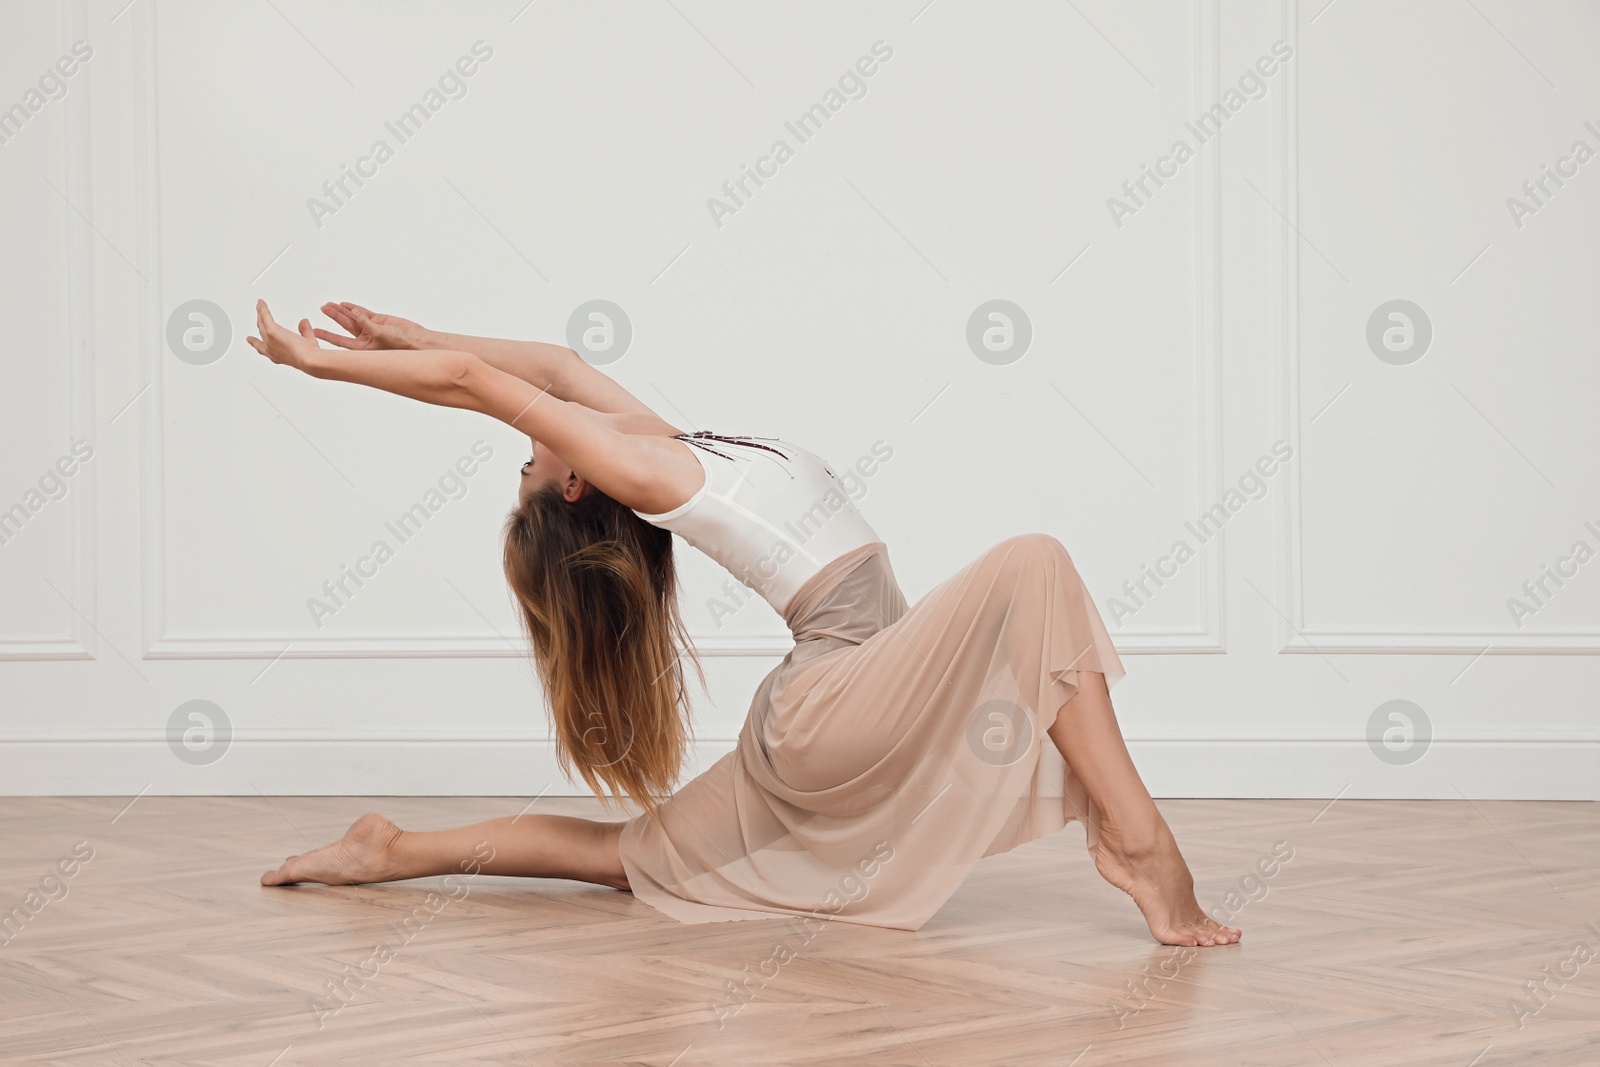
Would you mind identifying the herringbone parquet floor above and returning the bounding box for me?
[2,796,1596,1066]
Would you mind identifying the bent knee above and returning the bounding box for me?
[992,532,1074,569]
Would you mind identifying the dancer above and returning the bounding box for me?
[252,300,1240,948]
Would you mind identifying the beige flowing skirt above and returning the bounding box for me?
[617,532,1126,932]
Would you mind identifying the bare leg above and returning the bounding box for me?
[260,811,631,891]
[1047,671,1240,947]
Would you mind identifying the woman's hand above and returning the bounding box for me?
[246,300,330,376]
[314,302,429,351]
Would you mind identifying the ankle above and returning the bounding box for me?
[382,827,423,880]
[1099,807,1167,858]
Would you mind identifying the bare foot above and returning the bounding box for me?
[1092,817,1242,947]
[260,812,404,887]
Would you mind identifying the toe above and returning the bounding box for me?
[269,857,304,885]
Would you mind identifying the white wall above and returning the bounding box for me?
[1,0,1595,799]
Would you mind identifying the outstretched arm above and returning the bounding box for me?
[313,301,669,425]
[247,301,688,512]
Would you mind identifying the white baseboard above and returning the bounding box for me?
[0,739,1594,800]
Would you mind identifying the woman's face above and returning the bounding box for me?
[518,441,582,505]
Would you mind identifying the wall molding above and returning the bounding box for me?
[1101,0,1226,657]
[1280,630,1600,655]
[137,0,174,663]
[1193,0,1226,654]
[1268,1,1599,656]
[1,0,98,662]
[133,3,1227,660]
[128,0,818,662]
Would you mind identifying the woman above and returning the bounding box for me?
[252,300,1240,948]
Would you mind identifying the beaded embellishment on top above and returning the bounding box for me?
[672,432,792,465]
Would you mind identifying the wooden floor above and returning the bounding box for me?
[2,796,1597,1066]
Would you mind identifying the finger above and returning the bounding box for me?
[298,318,318,343]
[312,328,359,349]
[321,302,358,333]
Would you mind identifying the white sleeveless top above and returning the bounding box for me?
[630,433,882,615]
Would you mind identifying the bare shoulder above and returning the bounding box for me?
[591,411,703,515]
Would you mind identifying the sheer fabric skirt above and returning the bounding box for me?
[617,533,1126,932]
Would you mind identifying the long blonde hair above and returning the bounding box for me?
[503,482,702,819]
